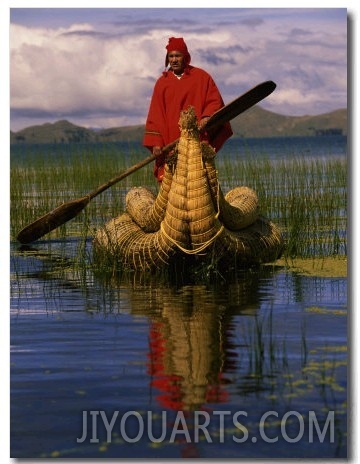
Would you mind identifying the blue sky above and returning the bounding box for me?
[8,7,348,131]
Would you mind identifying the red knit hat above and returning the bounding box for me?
[165,37,191,67]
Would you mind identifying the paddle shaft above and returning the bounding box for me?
[16,80,276,243]
[84,80,277,201]
[89,144,168,201]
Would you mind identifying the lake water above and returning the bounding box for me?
[11,134,347,164]
[10,136,347,459]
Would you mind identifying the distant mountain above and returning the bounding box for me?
[10,107,347,145]
[10,119,145,145]
[230,107,347,138]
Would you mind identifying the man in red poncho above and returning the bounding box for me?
[143,37,233,182]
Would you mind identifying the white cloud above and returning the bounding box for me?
[10,8,347,131]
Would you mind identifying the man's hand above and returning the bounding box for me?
[152,146,162,156]
[199,117,210,131]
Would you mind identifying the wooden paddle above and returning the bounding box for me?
[16,80,276,244]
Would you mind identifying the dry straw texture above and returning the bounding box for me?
[94,107,284,270]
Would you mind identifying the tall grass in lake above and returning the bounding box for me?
[11,142,346,259]
[217,155,346,258]
[10,142,154,240]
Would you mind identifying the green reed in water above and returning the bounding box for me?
[10,143,346,260]
[218,155,346,258]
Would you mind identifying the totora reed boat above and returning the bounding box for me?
[94,107,284,271]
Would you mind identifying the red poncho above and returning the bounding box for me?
[143,66,233,181]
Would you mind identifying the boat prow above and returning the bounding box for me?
[94,107,284,271]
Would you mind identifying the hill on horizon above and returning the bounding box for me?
[10,107,347,145]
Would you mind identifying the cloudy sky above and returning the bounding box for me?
[9,7,348,132]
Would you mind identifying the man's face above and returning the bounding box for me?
[167,51,186,75]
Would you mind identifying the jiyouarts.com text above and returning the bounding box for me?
[77,409,335,444]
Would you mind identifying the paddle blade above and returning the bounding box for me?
[16,196,90,244]
[206,80,276,131]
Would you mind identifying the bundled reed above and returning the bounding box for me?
[94,107,284,270]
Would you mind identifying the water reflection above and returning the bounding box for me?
[12,243,276,412]
[100,268,280,412]
[10,244,347,458]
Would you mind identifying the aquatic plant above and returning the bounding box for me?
[10,142,346,262]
